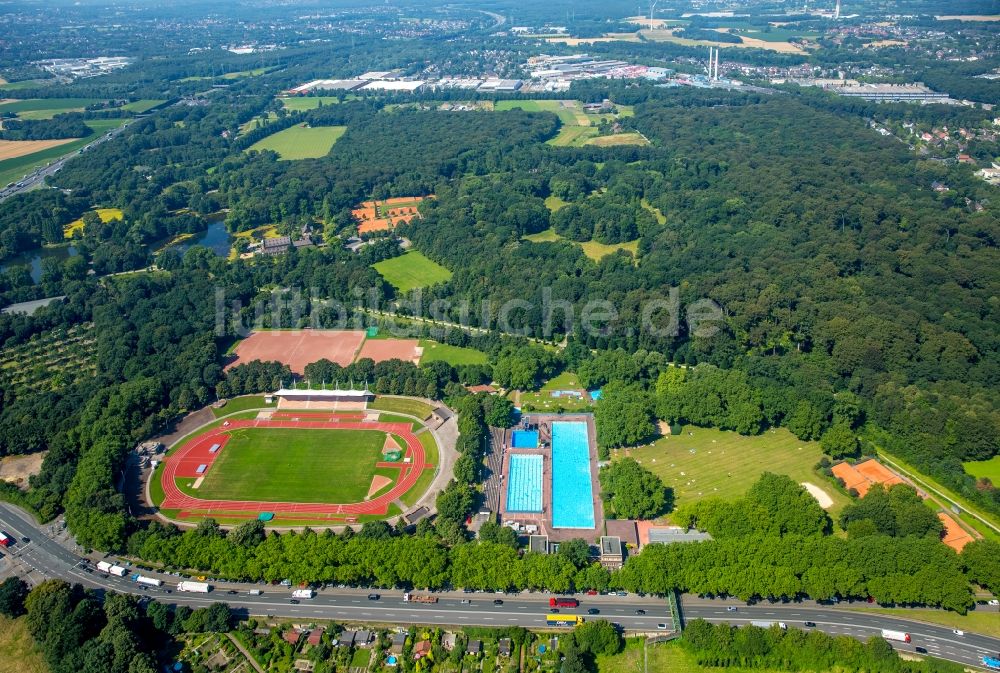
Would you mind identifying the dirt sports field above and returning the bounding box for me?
[357,338,421,364]
[228,330,426,374]
[0,138,77,161]
[229,330,366,372]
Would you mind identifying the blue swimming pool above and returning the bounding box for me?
[511,430,538,448]
[551,421,595,528]
[506,454,543,512]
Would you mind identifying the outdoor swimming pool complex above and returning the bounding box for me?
[511,429,538,448]
[506,454,543,512]
[551,421,596,528]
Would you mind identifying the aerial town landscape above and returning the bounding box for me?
[0,0,999,672]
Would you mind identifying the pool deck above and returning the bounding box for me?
[497,413,603,542]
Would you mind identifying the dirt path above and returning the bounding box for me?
[227,633,265,673]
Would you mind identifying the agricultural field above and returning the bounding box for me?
[638,27,807,53]
[0,97,100,117]
[0,323,97,393]
[0,616,48,673]
[372,250,452,293]
[964,455,1000,483]
[118,99,166,113]
[623,425,849,514]
[63,207,123,238]
[418,339,488,366]
[0,138,77,161]
[246,124,346,160]
[0,79,54,92]
[182,427,385,503]
[0,118,126,187]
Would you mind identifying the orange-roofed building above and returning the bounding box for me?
[937,512,975,552]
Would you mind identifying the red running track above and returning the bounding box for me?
[159,419,426,516]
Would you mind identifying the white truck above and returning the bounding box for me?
[177,581,211,593]
[292,589,315,599]
[880,629,911,643]
[135,575,163,588]
[750,621,787,630]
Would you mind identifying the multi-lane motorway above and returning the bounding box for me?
[0,121,130,203]
[1,502,997,668]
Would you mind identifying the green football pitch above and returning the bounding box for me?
[191,427,386,503]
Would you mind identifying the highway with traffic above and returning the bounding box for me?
[1,502,998,669]
[0,121,130,203]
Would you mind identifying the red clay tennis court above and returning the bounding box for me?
[158,418,428,519]
[228,330,367,374]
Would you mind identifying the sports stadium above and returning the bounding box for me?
[147,388,452,527]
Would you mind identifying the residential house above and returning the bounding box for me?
[390,632,407,655]
[307,628,324,646]
[413,641,433,660]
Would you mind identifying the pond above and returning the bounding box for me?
[168,220,232,258]
[0,245,78,284]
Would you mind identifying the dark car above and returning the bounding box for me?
[289,599,300,604]
[587,608,600,615]
[804,622,816,628]
[635,609,646,615]
[368,593,380,600]
[493,599,504,606]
